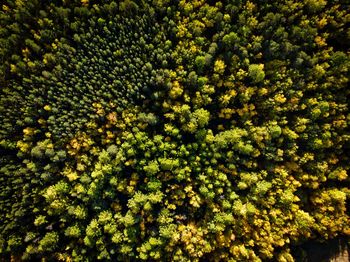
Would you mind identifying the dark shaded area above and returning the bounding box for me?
[292,236,350,262]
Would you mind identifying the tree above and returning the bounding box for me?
[248,64,265,83]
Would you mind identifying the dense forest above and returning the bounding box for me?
[0,0,349,261]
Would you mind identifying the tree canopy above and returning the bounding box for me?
[0,0,349,261]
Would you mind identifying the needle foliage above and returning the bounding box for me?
[0,0,349,261]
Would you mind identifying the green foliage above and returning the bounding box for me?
[0,0,349,261]
[38,232,59,252]
[193,108,210,128]
[248,64,265,83]
[222,32,239,48]
[143,160,160,175]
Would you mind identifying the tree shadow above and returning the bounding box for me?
[292,236,349,262]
